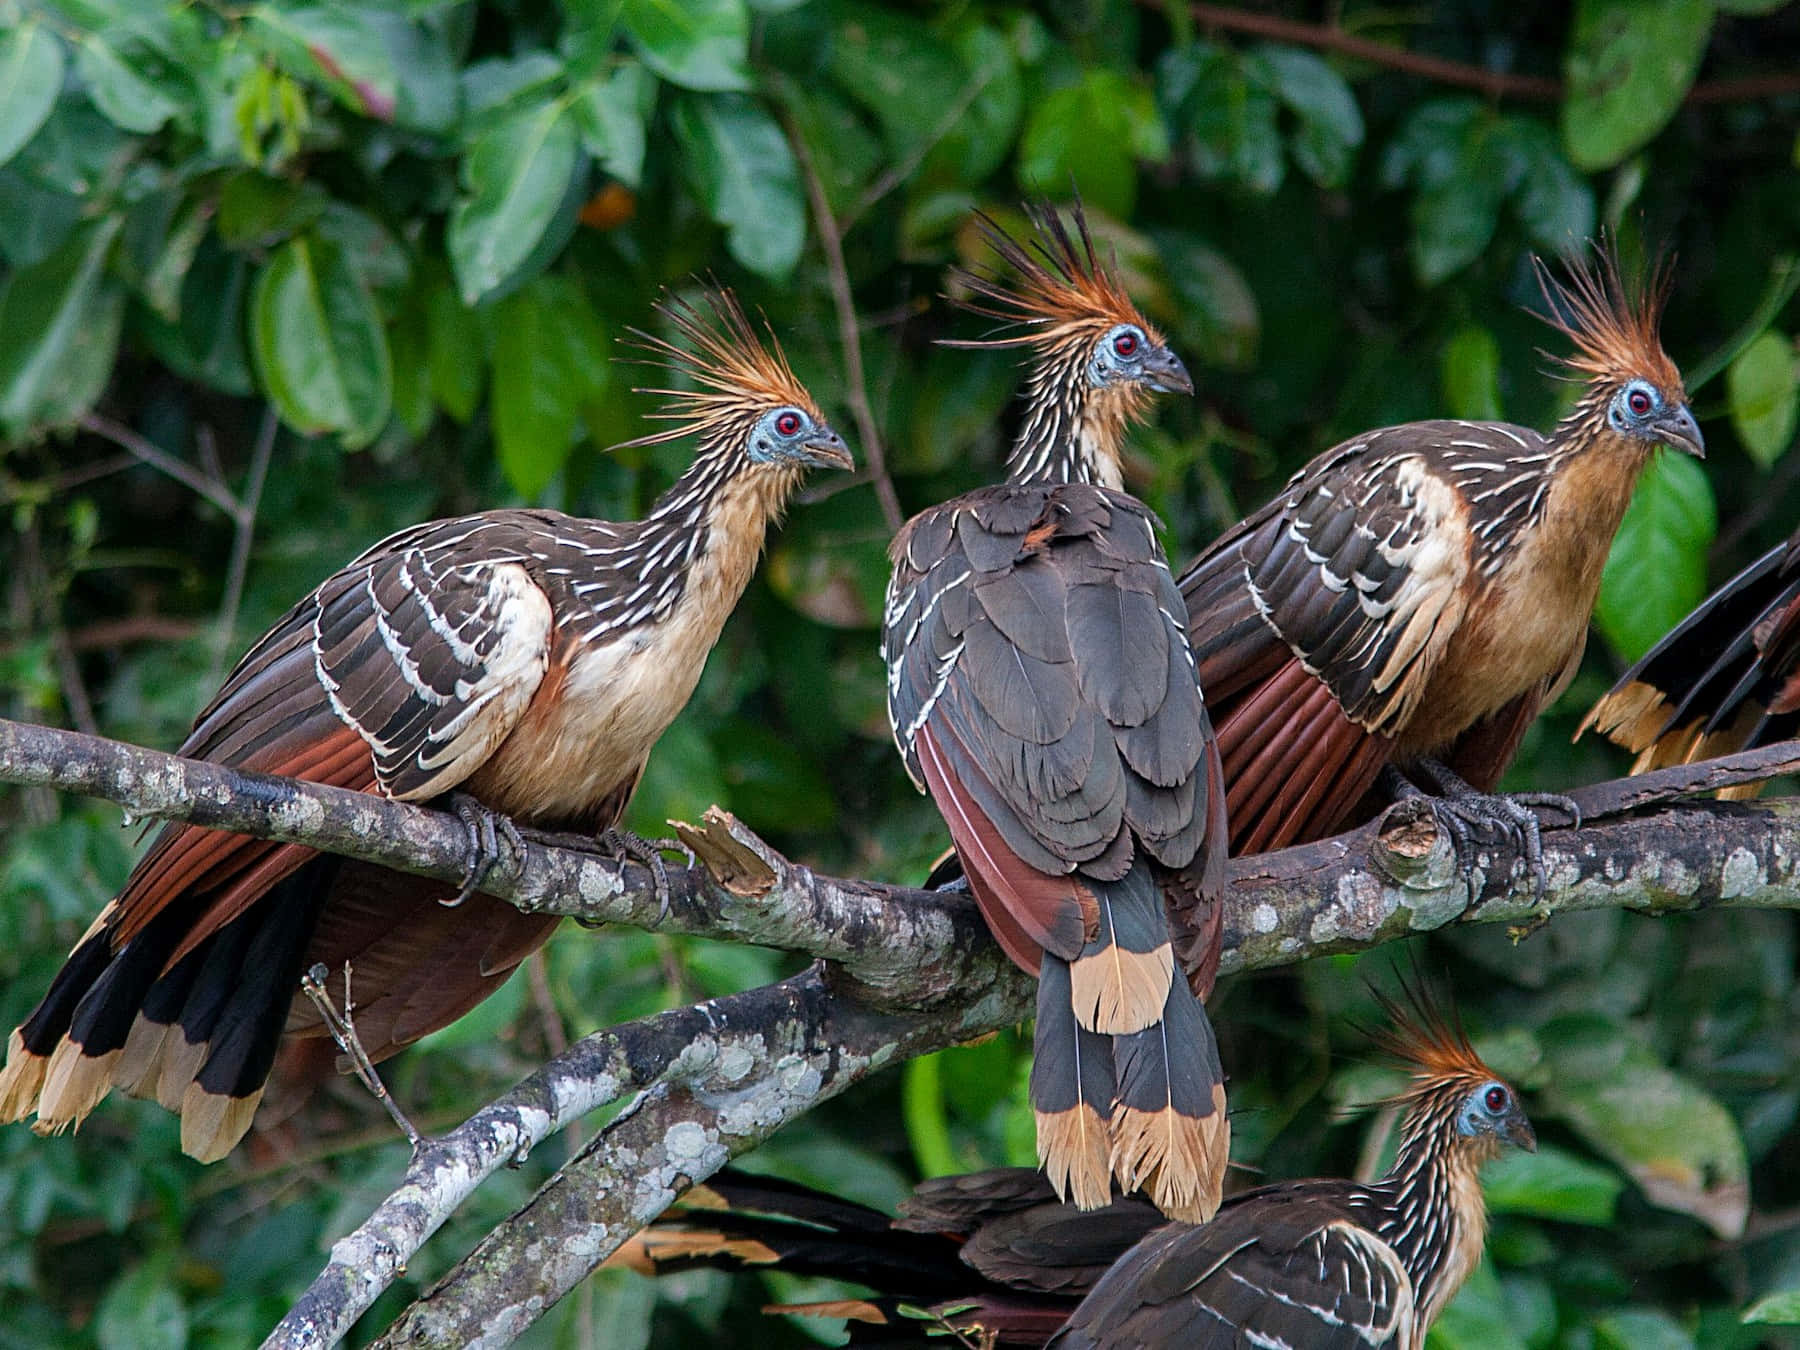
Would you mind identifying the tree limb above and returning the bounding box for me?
[1155,1,1800,106]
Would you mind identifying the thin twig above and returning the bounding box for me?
[783,110,905,534]
[1162,2,1800,105]
[301,962,426,1157]
[208,408,278,687]
[840,68,999,234]
[78,412,241,517]
[47,625,98,736]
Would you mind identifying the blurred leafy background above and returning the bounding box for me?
[2,0,1800,1345]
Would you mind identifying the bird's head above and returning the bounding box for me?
[622,286,854,476]
[944,199,1190,485]
[1536,245,1703,459]
[1365,973,1536,1165]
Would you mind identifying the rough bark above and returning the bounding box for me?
[3,716,1800,1347]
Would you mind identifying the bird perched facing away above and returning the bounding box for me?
[885,203,1229,1222]
[0,288,851,1162]
[1582,528,1800,786]
[1179,245,1704,868]
[1052,979,1535,1350]
[625,979,1531,1350]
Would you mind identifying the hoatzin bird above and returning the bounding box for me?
[0,288,851,1162]
[884,204,1229,1222]
[1582,528,1800,785]
[625,979,1533,1350]
[1179,246,1704,873]
[1050,979,1535,1349]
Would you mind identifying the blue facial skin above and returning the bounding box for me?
[1458,1080,1536,1152]
[747,407,850,468]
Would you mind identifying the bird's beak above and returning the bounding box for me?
[1653,404,1705,458]
[1504,1115,1538,1153]
[802,428,855,471]
[1143,347,1194,396]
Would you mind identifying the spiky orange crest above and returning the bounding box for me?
[946,200,1163,352]
[620,285,824,449]
[1364,973,1498,1098]
[1534,241,1682,394]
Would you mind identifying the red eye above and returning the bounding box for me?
[1627,388,1653,417]
[1484,1085,1509,1113]
[775,411,803,436]
[1113,330,1139,358]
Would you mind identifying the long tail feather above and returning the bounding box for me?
[1030,956,1115,1210]
[1108,959,1229,1224]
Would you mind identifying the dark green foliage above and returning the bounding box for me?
[2,0,1800,1344]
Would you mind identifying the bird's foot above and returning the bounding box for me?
[598,826,693,924]
[1384,763,1579,902]
[444,793,524,907]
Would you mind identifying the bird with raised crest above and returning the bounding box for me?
[1177,244,1703,884]
[884,202,1229,1223]
[621,977,1532,1350]
[1050,977,1535,1349]
[0,287,851,1162]
[1581,526,1800,785]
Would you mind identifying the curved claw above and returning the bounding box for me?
[599,826,682,923]
[1385,763,1575,904]
[445,793,523,907]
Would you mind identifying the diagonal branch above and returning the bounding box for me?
[1157,2,1800,106]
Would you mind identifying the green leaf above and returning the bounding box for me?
[1595,1309,1697,1350]
[249,4,399,122]
[1745,1290,1800,1325]
[217,172,329,250]
[825,6,964,160]
[142,196,212,323]
[447,96,581,304]
[1726,330,1797,469]
[76,33,184,135]
[1427,1259,1528,1350]
[671,93,804,280]
[1020,70,1165,217]
[572,63,653,187]
[1499,118,1597,252]
[486,273,608,497]
[426,277,486,423]
[1257,45,1364,188]
[1563,0,1714,171]
[1154,229,1261,370]
[1441,325,1504,421]
[1539,1012,1748,1238]
[0,20,63,168]
[920,21,1023,188]
[250,234,393,447]
[619,0,749,92]
[0,216,126,438]
[1162,45,1284,195]
[902,1054,959,1178]
[1481,1141,1624,1225]
[95,1259,188,1350]
[1595,450,1717,663]
[1407,115,1507,284]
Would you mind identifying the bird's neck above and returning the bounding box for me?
[1004,354,1127,490]
[1379,1108,1494,1332]
[568,436,800,640]
[1536,403,1659,587]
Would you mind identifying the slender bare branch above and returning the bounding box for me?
[208,406,278,686]
[782,111,905,535]
[78,412,241,517]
